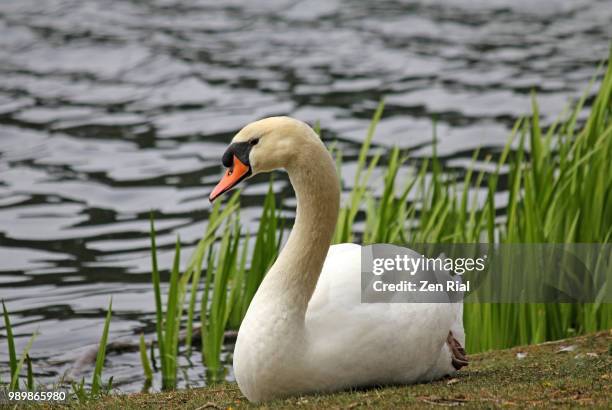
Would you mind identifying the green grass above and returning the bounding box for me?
[149,220,184,390]
[327,54,612,352]
[1,300,115,401]
[226,179,284,328]
[72,298,114,403]
[94,330,612,409]
[2,301,36,391]
[147,195,241,388]
[199,217,239,381]
[91,299,113,397]
[138,333,153,388]
[199,183,282,382]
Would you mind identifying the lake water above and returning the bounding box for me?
[0,0,610,392]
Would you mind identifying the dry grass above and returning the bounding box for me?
[78,330,612,409]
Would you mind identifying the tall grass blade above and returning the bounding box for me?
[139,333,153,384]
[2,301,17,389]
[26,354,34,391]
[149,214,165,378]
[91,298,112,397]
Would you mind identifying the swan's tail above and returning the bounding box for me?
[449,275,465,346]
[448,274,467,369]
[432,254,467,370]
[431,254,466,344]
[447,330,468,370]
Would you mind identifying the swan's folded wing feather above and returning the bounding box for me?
[306,243,362,316]
[305,243,464,385]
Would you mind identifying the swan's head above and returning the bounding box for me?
[209,116,319,202]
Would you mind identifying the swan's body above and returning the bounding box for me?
[210,117,466,402]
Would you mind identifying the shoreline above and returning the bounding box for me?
[88,330,611,409]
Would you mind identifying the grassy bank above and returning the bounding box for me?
[92,330,612,409]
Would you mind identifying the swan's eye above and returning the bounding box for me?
[249,138,259,146]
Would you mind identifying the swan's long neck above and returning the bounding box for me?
[233,128,341,401]
[256,138,340,319]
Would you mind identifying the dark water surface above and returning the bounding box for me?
[0,0,610,391]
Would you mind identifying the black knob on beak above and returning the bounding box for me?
[221,141,252,168]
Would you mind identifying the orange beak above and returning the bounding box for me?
[209,155,251,202]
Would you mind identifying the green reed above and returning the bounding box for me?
[197,183,282,382]
[2,301,36,391]
[228,179,284,327]
[147,193,239,389]
[347,54,612,351]
[1,299,113,400]
[149,223,184,390]
[91,298,113,397]
[149,219,189,390]
[185,196,241,355]
[139,333,153,387]
[72,297,114,402]
[199,220,239,381]
[333,100,384,244]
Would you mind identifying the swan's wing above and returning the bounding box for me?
[307,243,362,316]
[308,244,463,319]
[305,243,465,384]
[306,243,459,344]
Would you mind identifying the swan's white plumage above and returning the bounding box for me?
[306,243,461,387]
[223,117,466,402]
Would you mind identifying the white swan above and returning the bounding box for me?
[209,117,467,402]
